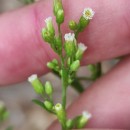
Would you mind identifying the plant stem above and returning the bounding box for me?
[58,24,68,130]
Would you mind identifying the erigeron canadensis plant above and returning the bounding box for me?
[28,0,95,129]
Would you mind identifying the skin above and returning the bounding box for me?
[0,0,130,129]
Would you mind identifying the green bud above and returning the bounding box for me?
[64,41,76,57]
[66,119,74,129]
[45,81,53,95]
[75,43,87,60]
[42,28,54,43]
[64,33,77,57]
[56,9,64,24]
[78,16,90,32]
[54,36,62,54]
[70,60,80,72]
[68,78,73,84]
[76,111,92,129]
[52,59,58,65]
[53,0,63,15]
[54,103,66,127]
[69,20,78,30]
[47,60,59,72]
[28,74,44,95]
[44,101,53,111]
[47,62,55,69]
[45,17,55,36]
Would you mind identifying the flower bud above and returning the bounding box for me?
[47,60,59,71]
[47,62,55,69]
[54,103,66,127]
[70,60,80,72]
[44,101,53,111]
[28,74,44,95]
[78,16,90,32]
[69,20,78,30]
[64,33,76,57]
[45,81,53,95]
[52,59,58,65]
[76,111,92,128]
[56,9,64,24]
[45,17,55,36]
[54,36,62,54]
[42,28,54,43]
[76,43,87,60]
[78,8,95,32]
[53,0,63,15]
[66,119,74,129]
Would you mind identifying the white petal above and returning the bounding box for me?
[28,74,38,83]
[45,17,52,23]
[64,33,75,41]
[78,43,87,51]
[83,8,95,20]
[82,111,92,119]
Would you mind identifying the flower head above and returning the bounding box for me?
[64,33,75,42]
[83,8,95,20]
[82,111,92,120]
[78,43,87,51]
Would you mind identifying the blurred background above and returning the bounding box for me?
[0,0,118,130]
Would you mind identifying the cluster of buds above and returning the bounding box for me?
[53,0,64,24]
[63,32,87,83]
[28,74,55,113]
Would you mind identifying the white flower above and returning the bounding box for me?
[28,74,38,83]
[78,43,87,52]
[83,8,95,20]
[45,17,52,23]
[64,33,75,42]
[82,111,92,120]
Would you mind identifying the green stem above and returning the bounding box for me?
[61,58,67,109]
[75,31,79,40]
